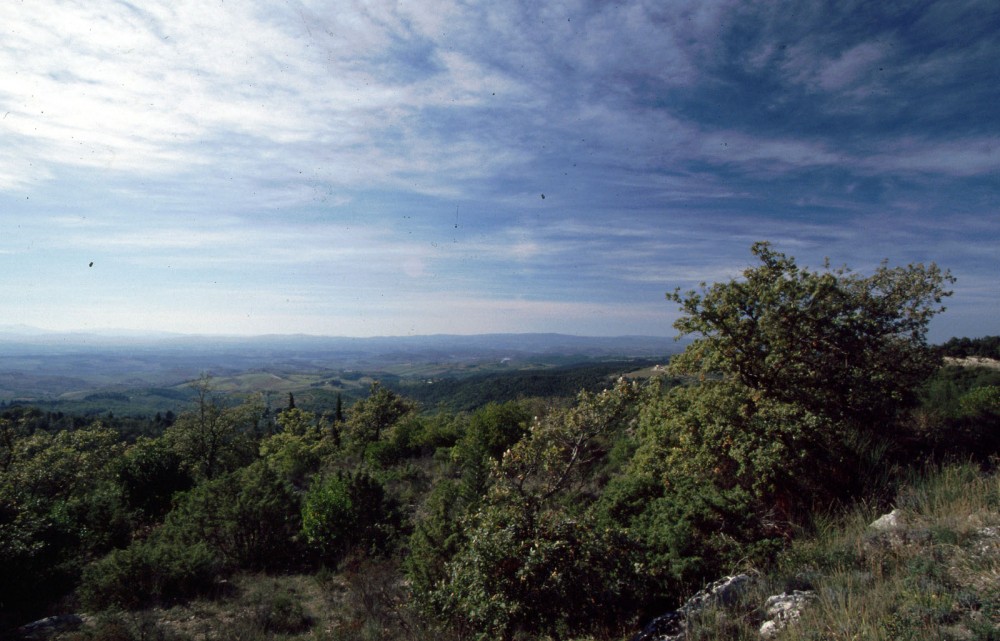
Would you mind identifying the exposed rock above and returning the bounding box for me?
[14,614,84,640]
[869,508,902,532]
[631,611,686,641]
[679,574,753,614]
[631,574,754,641]
[758,590,816,639]
[974,525,1000,554]
[867,508,933,548]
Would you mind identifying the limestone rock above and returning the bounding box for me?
[758,590,815,639]
[15,614,84,640]
[869,508,902,532]
[631,574,754,641]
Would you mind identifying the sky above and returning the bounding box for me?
[0,0,997,341]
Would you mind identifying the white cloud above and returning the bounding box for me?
[867,137,1000,176]
[816,42,887,91]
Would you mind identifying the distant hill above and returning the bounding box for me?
[0,331,683,403]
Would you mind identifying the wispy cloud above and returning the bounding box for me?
[0,0,996,339]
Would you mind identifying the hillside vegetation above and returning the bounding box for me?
[3,243,999,641]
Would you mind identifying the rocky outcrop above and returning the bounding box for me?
[631,573,821,640]
[631,574,754,641]
[758,590,816,638]
[14,614,84,640]
[869,508,902,532]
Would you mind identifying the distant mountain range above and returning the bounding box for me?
[0,330,683,402]
[0,329,680,356]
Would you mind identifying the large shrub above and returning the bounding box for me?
[301,471,400,562]
[660,243,953,517]
[160,460,303,570]
[78,539,219,610]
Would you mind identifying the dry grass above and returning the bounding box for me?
[680,463,1000,641]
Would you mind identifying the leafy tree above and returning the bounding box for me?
[164,376,264,480]
[451,401,530,500]
[160,460,303,570]
[621,243,954,551]
[276,407,319,436]
[116,436,193,525]
[668,242,953,435]
[345,382,417,454]
[78,539,219,610]
[431,380,643,640]
[495,379,640,508]
[259,428,333,489]
[937,335,1000,360]
[0,422,129,623]
[301,471,400,563]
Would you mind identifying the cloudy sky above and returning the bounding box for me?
[1,0,996,340]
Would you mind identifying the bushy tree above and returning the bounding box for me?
[78,539,220,610]
[345,382,417,454]
[0,423,129,623]
[116,436,193,524]
[301,471,400,563]
[608,244,954,588]
[164,377,264,480]
[668,242,953,436]
[452,401,531,500]
[160,461,302,570]
[431,379,643,640]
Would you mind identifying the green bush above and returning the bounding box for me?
[405,479,467,608]
[301,471,400,562]
[160,461,303,570]
[435,504,643,640]
[116,437,193,524]
[79,539,220,610]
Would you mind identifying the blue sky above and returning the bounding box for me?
[0,0,996,340]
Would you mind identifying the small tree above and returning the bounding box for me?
[165,376,264,479]
[433,380,643,640]
[653,242,954,520]
[668,242,954,433]
[344,382,416,453]
[301,471,399,562]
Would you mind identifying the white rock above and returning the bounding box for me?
[759,590,815,638]
[869,508,902,531]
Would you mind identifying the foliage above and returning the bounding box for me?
[494,378,640,508]
[430,379,643,640]
[301,471,400,563]
[405,479,468,609]
[437,505,643,641]
[164,376,265,480]
[116,436,193,524]
[660,243,952,512]
[258,427,333,488]
[669,242,953,430]
[78,538,220,610]
[451,401,531,500]
[958,385,1000,418]
[345,382,417,454]
[275,407,318,436]
[937,335,1000,360]
[160,460,303,570]
[0,422,130,623]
